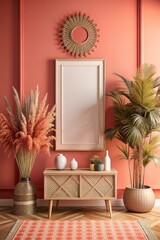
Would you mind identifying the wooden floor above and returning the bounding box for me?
[0,206,160,240]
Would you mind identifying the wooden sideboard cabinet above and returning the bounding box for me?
[43,169,117,218]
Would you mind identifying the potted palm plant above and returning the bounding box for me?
[0,87,56,215]
[105,64,160,212]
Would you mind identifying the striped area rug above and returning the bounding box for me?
[5,219,156,240]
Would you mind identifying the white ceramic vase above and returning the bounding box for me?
[70,158,78,170]
[104,150,111,171]
[55,154,67,170]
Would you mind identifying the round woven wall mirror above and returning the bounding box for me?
[71,26,88,44]
[60,12,99,57]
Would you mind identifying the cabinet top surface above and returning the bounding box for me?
[43,168,117,175]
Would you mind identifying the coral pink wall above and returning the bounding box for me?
[0,0,19,198]
[140,0,160,192]
[0,0,160,200]
[141,0,160,75]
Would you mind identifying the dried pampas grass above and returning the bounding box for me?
[0,86,56,177]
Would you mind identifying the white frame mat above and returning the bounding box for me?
[55,59,105,151]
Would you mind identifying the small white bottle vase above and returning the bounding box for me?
[104,150,111,171]
[70,158,78,170]
[55,154,67,170]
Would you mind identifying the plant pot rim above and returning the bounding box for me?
[21,177,31,182]
[125,185,152,190]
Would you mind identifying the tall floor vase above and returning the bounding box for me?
[13,178,37,215]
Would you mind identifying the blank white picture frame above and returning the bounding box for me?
[55,59,105,151]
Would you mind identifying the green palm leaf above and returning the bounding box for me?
[131,114,149,133]
[152,156,160,165]
[120,125,143,147]
[153,76,160,88]
[117,145,130,160]
[136,63,156,80]
[105,128,118,140]
[146,108,160,128]
[114,73,132,91]
[131,78,156,108]
[143,135,160,167]
[105,64,160,188]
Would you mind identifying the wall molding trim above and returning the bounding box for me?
[0,199,160,207]
[137,0,142,67]
[20,0,24,100]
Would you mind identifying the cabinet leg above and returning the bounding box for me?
[105,200,112,218]
[108,200,112,218]
[49,200,53,219]
[56,200,59,209]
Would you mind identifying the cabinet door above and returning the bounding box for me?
[81,175,116,199]
[44,175,79,199]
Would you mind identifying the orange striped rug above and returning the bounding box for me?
[5,219,156,240]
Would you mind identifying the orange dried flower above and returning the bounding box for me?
[0,114,15,152]
[0,87,56,178]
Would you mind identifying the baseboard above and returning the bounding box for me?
[0,199,13,206]
[0,199,160,207]
[37,199,124,207]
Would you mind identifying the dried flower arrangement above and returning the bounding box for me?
[0,87,56,178]
[90,155,101,164]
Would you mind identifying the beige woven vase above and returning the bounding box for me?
[14,178,37,215]
[123,186,155,213]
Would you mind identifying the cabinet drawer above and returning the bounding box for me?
[44,175,80,199]
[81,175,116,199]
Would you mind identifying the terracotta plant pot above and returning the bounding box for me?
[123,186,155,213]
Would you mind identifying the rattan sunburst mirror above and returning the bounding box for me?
[60,12,99,57]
